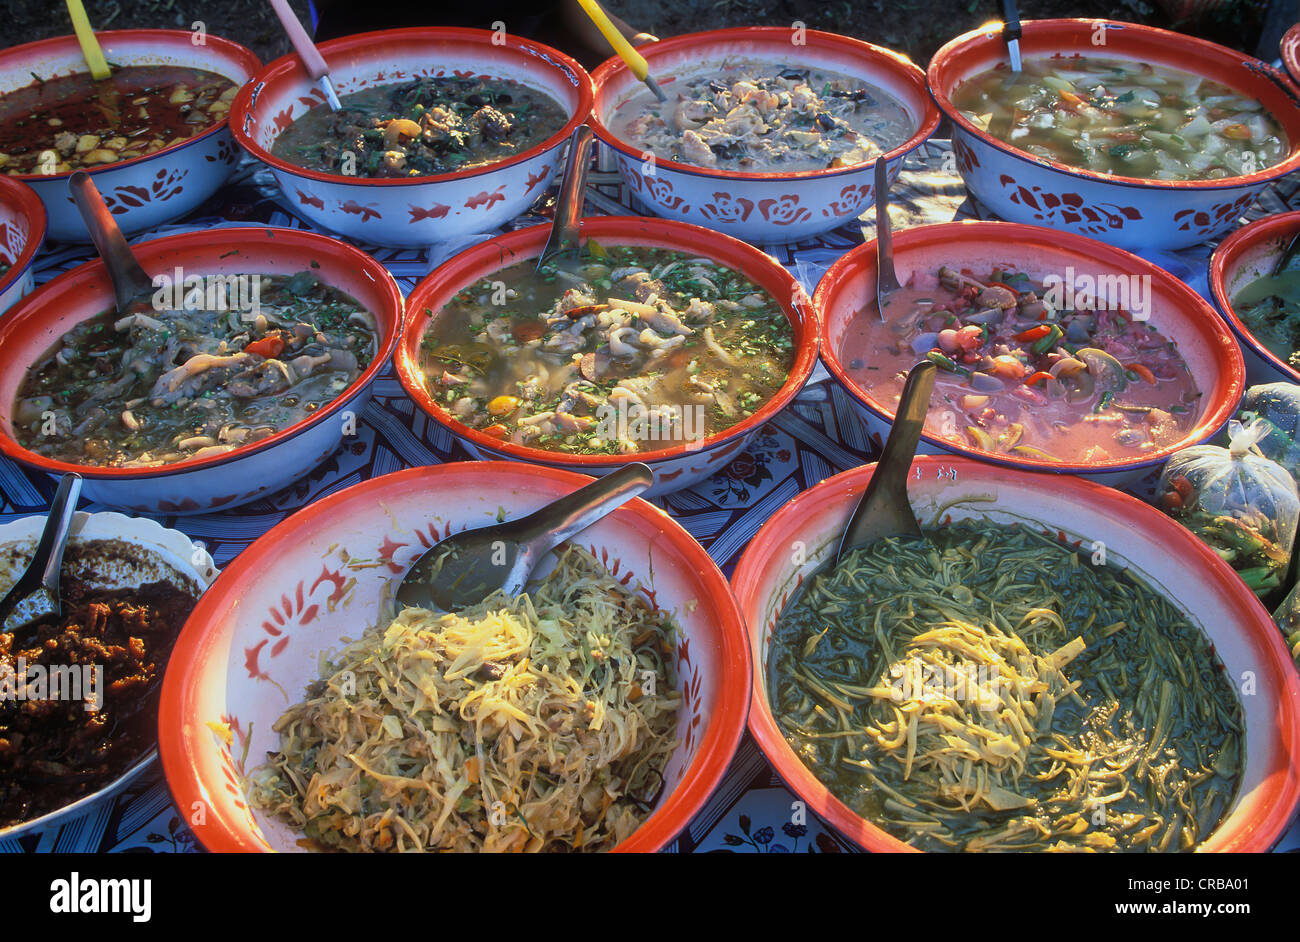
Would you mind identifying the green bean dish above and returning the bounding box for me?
[767,520,1244,852]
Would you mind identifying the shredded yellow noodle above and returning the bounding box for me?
[247,546,681,852]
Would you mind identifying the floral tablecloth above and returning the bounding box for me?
[2,141,1298,853]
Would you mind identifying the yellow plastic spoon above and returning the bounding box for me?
[66,0,111,81]
[575,0,666,102]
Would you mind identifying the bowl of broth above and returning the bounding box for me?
[1210,210,1300,386]
[230,27,592,247]
[158,461,750,852]
[732,455,1300,852]
[0,176,45,315]
[928,19,1300,250]
[0,226,402,514]
[1282,23,1300,89]
[0,30,260,242]
[816,220,1244,485]
[395,215,819,496]
[589,27,940,244]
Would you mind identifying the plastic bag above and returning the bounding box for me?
[1237,382,1300,482]
[1156,418,1299,597]
[1270,583,1300,669]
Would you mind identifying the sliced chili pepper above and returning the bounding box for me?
[481,423,509,440]
[1125,362,1156,384]
[244,335,286,358]
[1031,325,1064,355]
[1014,325,1052,342]
[1023,370,1053,386]
[926,350,959,372]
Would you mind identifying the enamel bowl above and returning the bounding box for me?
[395,216,820,497]
[1282,23,1300,88]
[815,220,1244,486]
[158,461,750,852]
[0,176,45,315]
[0,510,216,842]
[589,27,940,245]
[230,27,593,247]
[928,19,1300,250]
[732,456,1300,852]
[0,226,402,514]
[0,30,261,242]
[1210,209,1300,385]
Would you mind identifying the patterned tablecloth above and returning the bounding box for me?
[3,141,1298,854]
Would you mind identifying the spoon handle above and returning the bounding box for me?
[69,171,154,310]
[537,125,594,271]
[0,473,82,632]
[513,462,654,553]
[874,156,901,316]
[269,0,328,81]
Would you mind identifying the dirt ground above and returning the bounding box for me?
[0,0,1273,69]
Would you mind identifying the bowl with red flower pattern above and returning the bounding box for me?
[158,461,751,852]
[229,27,593,247]
[928,19,1300,250]
[815,220,1244,486]
[0,176,45,315]
[589,27,940,244]
[732,455,1300,852]
[1282,23,1300,88]
[0,226,402,515]
[0,30,261,242]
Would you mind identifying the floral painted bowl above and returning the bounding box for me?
[589,27,940,245]
[1210,209,1300,386]
[158,461,750,852]
[732,455,1300,852]
[395,216,820,497]
[0,30,261,242]
[0,510,217,842]
[230,27,593,247]
[815,220,1245,487]
[928,19,1300,250]
[0,176,45,315]
[1282,23,1300,88]
[0,226,402,515]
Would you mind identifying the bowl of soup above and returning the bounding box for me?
[0,30,260,242]
[0,509,216,841]
[732,455,1300,852]
[158,461,750,852]
[230,27,592,247]
[395,215,819,496]
[815,220,1243,485]
[589,27,939,244]
[1282,23,1300,88]
[1210,210,1300,386]
[0,226,402,514]
[928,19,1300,250]
[0,176,45,315]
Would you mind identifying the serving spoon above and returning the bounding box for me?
[1000,0,1023,72]
[874,156,901,322]
[0,473,83,641]
[269,0,342,111]
[68,171,155,316]
[835,361,937,563]
[395,462,655,612]
[537,125,595,272]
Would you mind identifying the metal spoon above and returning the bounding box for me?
[0,473,84,640]
[269,0,342,110]
[835,361,937,562]
[874,156,901,322]
[1272,230,1300,276]
[396,462,654,612]
[1001,0,1023,72]
[537,125,595,272]
[68,171,155,315]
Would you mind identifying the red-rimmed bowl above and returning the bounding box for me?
[815,220,1244,486]
[395,216,820,496]
[589,27,940,244]
[158,461,750,853]
[230,27,593,247]
[0,176,45,315]
[928,19,1300,250]
[0,30,260,242]
[0,226,402,515]
[1210,209,1300,385]
[733,455,1300,852]
[1282,23,1300,87]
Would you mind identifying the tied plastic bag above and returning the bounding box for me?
[1270,583,1300,669]
[1238,382,1300,482]
[1156,418,1299,597]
